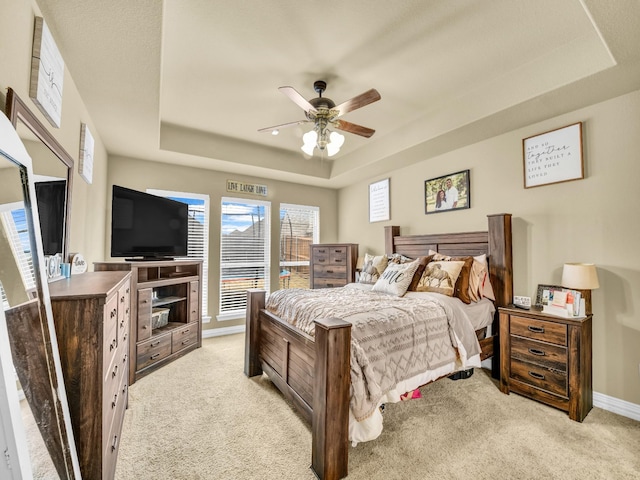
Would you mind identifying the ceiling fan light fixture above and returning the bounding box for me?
[271,129,279,135]
[327,131,345,157]
[301,130,317,155]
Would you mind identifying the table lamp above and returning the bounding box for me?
[561,263,599,316]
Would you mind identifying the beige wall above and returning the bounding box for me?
[0,0,108,267]
[338,89,640,406]
[107,155,338,330]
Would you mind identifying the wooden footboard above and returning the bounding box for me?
[244,289,351,480]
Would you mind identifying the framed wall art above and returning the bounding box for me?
[369,178,390,222]
[29,17,65,128]
[523,122,583,188]
[79,123,94,184]
[424,169,470,214]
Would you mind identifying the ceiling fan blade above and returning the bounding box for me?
[258,119,311,133]
[333,88,381,117]
[334,120,376,138]
[279,86,318,114]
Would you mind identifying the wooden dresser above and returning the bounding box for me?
[498,305,593,422]
[94,260,203,384]
[48,271,131,480]
[309,243,358,289]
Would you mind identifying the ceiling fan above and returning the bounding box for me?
[259,80,381,156]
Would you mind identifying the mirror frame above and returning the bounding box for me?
[0,103,81,478]
[5,87,74,262]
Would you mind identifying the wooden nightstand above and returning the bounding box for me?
[309,243,358,289]
[498,305,593,422]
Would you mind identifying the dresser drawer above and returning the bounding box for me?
[313,264,347,279]
[137,288,153,341]
[103,318,118,382]
[329,247,348,264]
[510,315,567,346]
[137,333,172,370]
[510,358,567,397]
[313,277,347,288]
[103,380,127,480]
[172,323,199,353]
[510,336,567,372]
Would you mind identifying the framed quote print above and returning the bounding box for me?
[523,122,583,188]
[369,178,390,223]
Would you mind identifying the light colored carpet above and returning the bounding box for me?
[115,334,640,480]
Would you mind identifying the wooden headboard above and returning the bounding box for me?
[384,213,513,308]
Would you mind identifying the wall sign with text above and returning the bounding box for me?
[369,178,390,223]
[523,122,583,188]
[226,180,268,196]
[30,17,64,128]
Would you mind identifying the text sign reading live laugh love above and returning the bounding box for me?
[226,180,268,196]
[523,122,584,188]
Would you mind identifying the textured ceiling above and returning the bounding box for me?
[35,0,640,188]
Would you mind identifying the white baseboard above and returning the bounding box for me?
[593,391,640,422]
[202,324,245,338]
[202,329,640,423]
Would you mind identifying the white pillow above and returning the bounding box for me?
[371,259,420,296]
[358,253,388,284]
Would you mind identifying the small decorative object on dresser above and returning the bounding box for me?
[309,243,358,288]
[499,305,592,422]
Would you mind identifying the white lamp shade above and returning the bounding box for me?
[561,263,599,290]
[327,131,345,157]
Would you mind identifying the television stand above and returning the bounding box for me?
[94,259,203,385]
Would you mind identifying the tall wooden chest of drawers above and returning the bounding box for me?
[310,243,358,288]
[49,271,131,480]
[498,306,592,422]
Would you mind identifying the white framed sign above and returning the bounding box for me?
[226,180,268,196]
[523,122,583,188]
[369,178,390,223]
[29,17,64,128]
[79,123,94,184]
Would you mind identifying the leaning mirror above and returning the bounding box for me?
[6,88,73,283]
[0,109,81,478]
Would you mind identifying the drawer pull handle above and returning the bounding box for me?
[110,340,116,351]
[112,365,118,378]
[142,325,148,330]
[528,326,545,334]
[326,269,334,273]
[112,394,118,408]
[150,353,160,360]
[182,329,190,334]
[111,309,117,319]
[327,284,334,288]
[182,340,190,345]
[150,341,160,347]
[529,348,546,356]
[111,435,119,452]
[121,296,125,303]
[528,371,545,380]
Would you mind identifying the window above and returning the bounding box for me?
[279,204,319,289]
[147,189,210,319]
[0,203,36,308]
[219,198,270,321]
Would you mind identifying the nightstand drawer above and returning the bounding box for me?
[510,315,567,346]
[510,336,567,372]
[510,359,567,397]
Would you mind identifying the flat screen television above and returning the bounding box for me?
[111,185,188,260]
[35,180,66,256]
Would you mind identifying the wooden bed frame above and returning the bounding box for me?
[244,213,513,480]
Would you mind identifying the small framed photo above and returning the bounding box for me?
[424,169,470,214]
[523,122,583,188]
[535,284,562,307]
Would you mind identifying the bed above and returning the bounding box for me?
[244,213,513,480]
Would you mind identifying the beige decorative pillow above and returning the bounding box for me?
[468,254,496,301]
[388,253,412,264]
[358,253,388,284]
[427,250,473,303]
[415,260,465,297]
[371,259,420,296]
